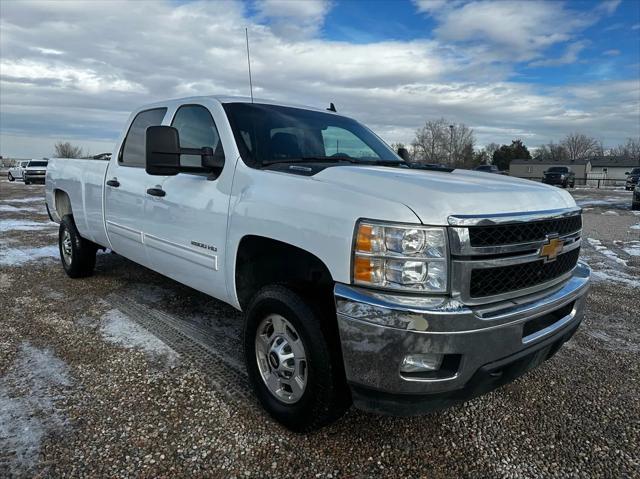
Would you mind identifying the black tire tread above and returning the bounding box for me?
[244,285,350,432]
[59,214,97,278]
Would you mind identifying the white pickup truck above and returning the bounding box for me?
[46,96,590,431]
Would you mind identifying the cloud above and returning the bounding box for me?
[0,0,638,158]
[595,0,621,15]
[603,49,621,56]
[254,0,333,38]
[415,0,612,63]
[632,23,640,30]
[529,41,588,67]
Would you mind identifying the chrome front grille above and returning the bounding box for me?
[448,208,583,305]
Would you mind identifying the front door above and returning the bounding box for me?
[144,103,231,301]
[104,107,167,269]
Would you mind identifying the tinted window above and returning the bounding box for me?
[631,168,640,174]
[29,161,48,167]
[171,105,222,167]
[120,108,167,167]
[548,167,569,173]
[223,103,401,167]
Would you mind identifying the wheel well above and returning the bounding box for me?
[235,236,334,311]
[54,189,72,219]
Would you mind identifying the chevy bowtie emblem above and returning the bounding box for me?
[540,235,564,262]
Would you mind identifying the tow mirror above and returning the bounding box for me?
[397,147,411,161]
[146,126,181,176]
[146,126,225,178]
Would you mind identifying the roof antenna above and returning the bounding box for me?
[327,102,336,112]
[245,27,254,103]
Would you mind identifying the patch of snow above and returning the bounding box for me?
[631,223,640,230]
[602,210,619,216]
[586,238,627,266]
[100,309,178,362]
[0,204,39,213]
[591,269,640,288]
[1,197,44,204]
[622,241,640,257]
[0,342,71,476]
[0,245,59,266]
[0,219,56,232]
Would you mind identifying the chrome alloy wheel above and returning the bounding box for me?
[255,314,308,404]
[61,229,73,265]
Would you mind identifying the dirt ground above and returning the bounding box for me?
[1,176,638,478]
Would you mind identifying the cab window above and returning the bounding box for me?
[120,108,167,167]
[171,105,223,168]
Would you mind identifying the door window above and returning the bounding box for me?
[120,108,167,167]
[171,105,223,168]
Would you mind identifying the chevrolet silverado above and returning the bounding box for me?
[45,96,590,431]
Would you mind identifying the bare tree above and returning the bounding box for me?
[54,141,83,158]
[561,133,598,160]
[484,142,500,162]
[535,142,568,161]
[610,137,640,159]
[412,119,475,167]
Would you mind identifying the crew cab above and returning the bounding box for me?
[7,160,30,182]
[45,96,590,431]
[542,166,575,188]
[23,159,49,185]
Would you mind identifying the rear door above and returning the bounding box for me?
[144,102,231,300]
[104,107,167,268]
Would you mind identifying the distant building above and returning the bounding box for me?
[509,156,639,181]
[588,156,640,180]
[509,158,590,179]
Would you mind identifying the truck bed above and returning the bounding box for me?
[45,157,111,248]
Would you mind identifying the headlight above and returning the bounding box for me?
[353,221,448,292]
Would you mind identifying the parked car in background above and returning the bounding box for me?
[542,166,575,188]
[45,96,590,431]
[625,167,640,191]
[7,160,31,181]
[633,183,640,210]
[23,159,49,185]
[474,164,507,175]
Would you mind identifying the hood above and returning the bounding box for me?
[312,166,576,225]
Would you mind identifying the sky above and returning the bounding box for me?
[1,0,639,158]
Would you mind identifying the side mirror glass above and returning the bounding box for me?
[397,147,411,162]
[146,126,181,176]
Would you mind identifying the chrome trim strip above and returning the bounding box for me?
[449,229,582,256]
[522,303,578,344]
[447,207,582,226]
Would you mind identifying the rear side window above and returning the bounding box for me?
[171,104,223,167]
[120,108,167,167]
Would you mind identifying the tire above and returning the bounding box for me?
[244,285,350,432]
[24,180,30,185]
[8,173,14,182]
[58,215,97,278]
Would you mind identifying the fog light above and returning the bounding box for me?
[400,353,443,373]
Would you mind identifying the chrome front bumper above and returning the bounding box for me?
[335,262,591,414]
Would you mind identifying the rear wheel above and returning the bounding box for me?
[244,285,350,432]
[59,215,97,278]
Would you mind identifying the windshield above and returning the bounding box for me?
[630,168,640,175]
[223,103,402,167]
[547,167,568,173]
[29,160,48,167]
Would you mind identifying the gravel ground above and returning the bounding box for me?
[0,177,638,478]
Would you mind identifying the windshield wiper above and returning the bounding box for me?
[262,156,405,167]
[262,156,359,166]
[408,163,454,172]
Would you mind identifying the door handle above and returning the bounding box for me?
[146,187,166,197]
[106,179,120,187]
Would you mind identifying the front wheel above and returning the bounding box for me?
[24,179,30,185]
[59,215,97,278]
[244,285,350,432]
[8,172,14,182]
